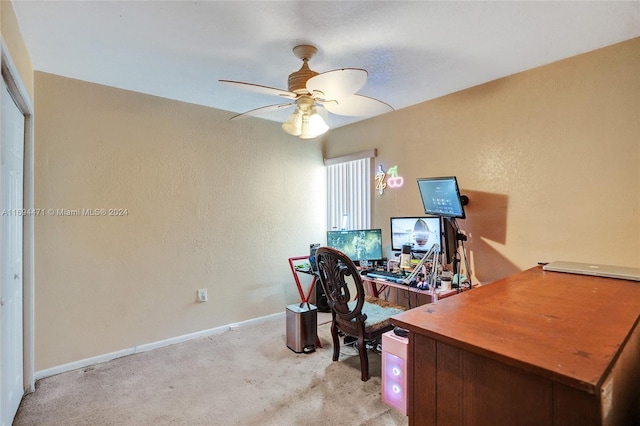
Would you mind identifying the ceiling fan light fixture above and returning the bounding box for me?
[308,111,328,135]
[299,110,328,139]
[282,109,302,136]
[299,115,313,139]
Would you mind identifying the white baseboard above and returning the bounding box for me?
[34,312,284,380]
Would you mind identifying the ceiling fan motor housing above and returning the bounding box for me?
[288,45,319,94]
[288,63,318,94]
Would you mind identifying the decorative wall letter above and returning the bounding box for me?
[375,165,387,195]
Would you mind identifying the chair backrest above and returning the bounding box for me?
[315,247,365,322]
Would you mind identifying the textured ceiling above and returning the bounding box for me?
[12,1,640,129]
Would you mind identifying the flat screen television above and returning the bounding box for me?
[326,229,383,262]
[390,216,442,253]
[417,176,466,219]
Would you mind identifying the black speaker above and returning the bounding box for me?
[315,281,330,313]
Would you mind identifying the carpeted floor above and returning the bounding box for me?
[14,313,408,425]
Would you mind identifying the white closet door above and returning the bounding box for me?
[0,77,25,426]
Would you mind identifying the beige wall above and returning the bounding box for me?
[34,73,326,370]
[30,36,640,371]
[325,37,640,284]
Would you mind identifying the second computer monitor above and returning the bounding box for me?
[390,216,442,254]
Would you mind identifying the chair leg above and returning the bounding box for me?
[331,321,340,362]
[357,335,370,381]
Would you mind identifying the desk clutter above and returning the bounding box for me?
[361,249,470,293]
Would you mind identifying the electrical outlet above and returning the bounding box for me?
[197,289,207,303]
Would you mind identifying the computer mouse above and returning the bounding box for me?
[393,327,409,338]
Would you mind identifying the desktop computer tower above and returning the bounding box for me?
[286,303,317,353]
[314,281,330,312]
[382,330,408,415]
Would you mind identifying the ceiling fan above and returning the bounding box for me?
[219,45,394,139]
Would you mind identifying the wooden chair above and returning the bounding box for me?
[315,247,406,381]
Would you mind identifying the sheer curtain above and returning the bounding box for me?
[325,150,376,231]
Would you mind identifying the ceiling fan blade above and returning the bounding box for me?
[219,80,297,99]
[306,68,367,101]
[230,103,294,120]
[320,94,394,117]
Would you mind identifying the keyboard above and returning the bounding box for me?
[364,270,407,284]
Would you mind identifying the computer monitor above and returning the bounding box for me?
[442,217,459,265]
[417,176,466,219]
[390,217,442,253]
[326,229,383,262]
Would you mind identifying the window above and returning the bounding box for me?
[325,150,376,231]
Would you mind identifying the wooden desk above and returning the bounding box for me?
[391,266,640,426]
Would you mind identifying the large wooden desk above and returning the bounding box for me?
[391,266,640,426]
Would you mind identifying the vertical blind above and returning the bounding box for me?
[326,157,372,231]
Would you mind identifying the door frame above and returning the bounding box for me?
[1,37,35,395]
